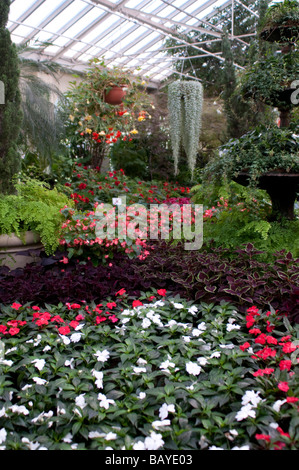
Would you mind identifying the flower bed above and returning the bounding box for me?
[0,291,298,450]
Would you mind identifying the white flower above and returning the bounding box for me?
[92,370,104,389]
[186,362,202,376]
[188,306,198,315]
[71,333,82,343]
[210,351,221,358]
[197,357,208,366]
[0,407,7,418]
[226,323,241,332]
[144,431,164,450]
[88,431,117,440]
[21,438,40,450]
[137,392,146,399]
[0,428,7,445]
[97,393,115,410]
[133,366,146,374]
[32,359,46,371]
[43,345,51,352]
[0,359,13,367]
[232,445,250,450]
[159,359,175,372]
[32,377,47,385]
[65,358,74,368]
[137,358,147,365]
[9,405,30,415]
[182,335,191,343]
[159,403,175,420]
[142,318,151,328]
[209,446,224,450]
[105,432,117,441]
[75,394,87,409]
[272,399,287,412]
[172,302,184,309]
[235,404,256,421]
[133,441,146,450]
[60,335,70,345]
[94,349,110,362]
[241,390,262,408]
[63,433,73,443]
[152,419,171,429]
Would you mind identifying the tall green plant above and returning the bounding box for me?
[0,0,23,194]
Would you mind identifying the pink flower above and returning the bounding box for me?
[11,303,22,310]
[286,397,298,403]
[278,381,289,392]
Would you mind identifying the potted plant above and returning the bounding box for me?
[63,58,152,170]
[0,178,71,269]
[259,0,299,43]
[168,80,204,178]
[203,0,299,222]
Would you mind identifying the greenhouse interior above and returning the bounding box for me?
[0,0,298,452]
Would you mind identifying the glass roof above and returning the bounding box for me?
[8,0,259,85]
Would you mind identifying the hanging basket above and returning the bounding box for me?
[104,86,127,105]
[168,80,204,178]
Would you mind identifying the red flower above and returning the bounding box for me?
[108,315,119,323]
[282,342,297,354]
[116,288,126,296]
[255,434,271,442]
[9,327,20,336]
[157,289,167,297]
[96,316,107,324]
[132,300,143,308]
[11,303,22,310]
[278,381,289,392]
[240,342,250,351]
[106,302,117,310]
[279,359,292,371]
[286,397,298,403]
[0,325,7,334]
[58,326,71,335]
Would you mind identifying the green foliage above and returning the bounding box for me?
[0,296,298,450]
[240,49,299,110]
[259,0,299,41]
[0,178,71,254]
[0,0,23,194]
[109,139,149,179]
[202,123,299,185]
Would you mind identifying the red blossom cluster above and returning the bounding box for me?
[240,305,299,449]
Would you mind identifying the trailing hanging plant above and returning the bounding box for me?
[168,80,203,178]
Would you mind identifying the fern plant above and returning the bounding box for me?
[0,178,71,254]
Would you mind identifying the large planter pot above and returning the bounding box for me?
[0,231,44,270]
[233,171,299,221]
[260,23,299,43]
[104,86,126,105]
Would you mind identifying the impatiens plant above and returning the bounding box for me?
[0,293,298,450]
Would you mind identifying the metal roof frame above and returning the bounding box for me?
[8,0,259,86]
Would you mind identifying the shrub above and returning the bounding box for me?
[0,295,298,450]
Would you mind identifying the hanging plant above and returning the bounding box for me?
[168,80,203,177]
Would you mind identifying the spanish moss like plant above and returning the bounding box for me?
[168,80,203,178]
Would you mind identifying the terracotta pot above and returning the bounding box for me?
[104,86,126,105]
[0,231,44,270]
